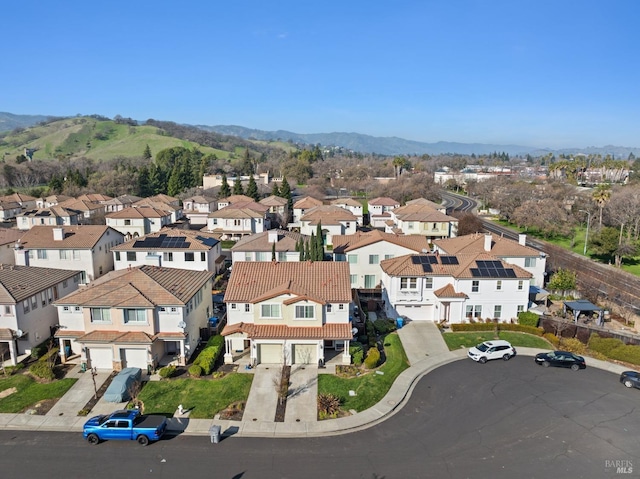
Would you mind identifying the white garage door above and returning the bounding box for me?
[292,344,316,365]
[121,348,148,369]
[396,305,431,321]
[88,348,113,369]
[258,344,282,364]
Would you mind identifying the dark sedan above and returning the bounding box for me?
[620,371,640,389]
[534,350,586,371]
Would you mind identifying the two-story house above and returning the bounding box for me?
[134,195,183,223]
[386,201,458,240]
[182,195,217,225]
[54,265,214,371]
[290,196,323,227]
[0,265,82,365]
[0,200,23,222]
[332,230,431,289]
[0,229,25,264]
[217,195,253,211]
[105,206,173,239]
[368,197,400,228]
[111,228,223,273]
[102,194,142,214]
[14,225,125,284]
[330,198,364,225]
[259,195,289,228]
[299,205,357,246]
[0,192,37,211]
[221,261,353,366]
[36,195,73,209]
[58,198,106,225]
[380,251,531,324]
[230,229,307,263]
[16,206,82,230]
[206,202,268,241]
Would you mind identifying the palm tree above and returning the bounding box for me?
[592,184,611,227]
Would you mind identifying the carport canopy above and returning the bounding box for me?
[563,299,603,325]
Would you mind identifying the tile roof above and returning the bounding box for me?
[18,225,122,249]
[222,322,352,340]
[231,229,305,252]
[392,203,456,222]
[331,230,430,254]
[300,205,357,225]
[133,199,180,212]
[259,195,288,206]
[434,233,541,257]
[106,206,171,219]
[225,261,351,303]
[330,198,362,207]
[0,193,37,203]
[405,198,445,209]
[76,330,154,344]
[368,197,399,206]
[220,195,253,204]
[208,207,264,219]
[59,198,105,212]
[20,206,79,219]
[54,330,85,339]
[102,195,142,206]
[54,265,214,307]
[0,228,24,247]
[224,200,269,214]
[185,195,215,203]
[293,196,323,209]
[0,200,21,210]
[434,283,468,298]
[76,193,113,203]
[111,227,219,251]
[0,328,13,340]
[0,265,81,303]
[43,194,73,204]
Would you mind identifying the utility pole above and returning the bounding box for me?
[579,210,591,256]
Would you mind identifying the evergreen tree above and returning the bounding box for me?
[137,165,153,197]
[310,232,316,260]
[304,239,311,261]
[299,239,305,261]
[315,222,324,260]
[241,148,253,175]
[232,178,244,195]
[271,182,280,197]
[280,176,293,222]
[246,174,259,201]
[219,173,231,198]
[272,242,276,261]
[143,144,152,160]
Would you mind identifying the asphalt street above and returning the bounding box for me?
[1,357,638,479]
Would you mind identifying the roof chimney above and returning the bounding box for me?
[484,234,492,252]
[53,227,64,241]
[518,234,526,246]
[268,230,278,243]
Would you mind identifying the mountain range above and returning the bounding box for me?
[2,112,638,157]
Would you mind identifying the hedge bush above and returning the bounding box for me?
[349,343,364,367]
[451,323,544,336]
[543,333,560,347]
[30,341,50,360]
[158,365,176,379]
[188,364,203,378]
[498,324,544,336]
[588,335,624,356]
[365,321,376,347]
[194,335,225,375]
[559,338,587,354]
[29,361,55,380]
[364,347,380,369]
[517,311,540,327]
[451,323,495,332]
[608,345,640,366]
[373,319,396,335]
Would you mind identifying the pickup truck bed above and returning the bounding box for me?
[135,415,166,429]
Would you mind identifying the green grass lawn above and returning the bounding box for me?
[137,374,253,419]
[0,374,77,413]
[442,331,551,351]
[317,333,409,413]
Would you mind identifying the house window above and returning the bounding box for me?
[124,309,146,324]
[160,307,166,312]
[41,292,46,306]
[525,257,536,268]
[432,223,438,230]
[233,219,241,226]
[63,306,70,312]
[73,250,81,260]
[408,222,414,230]
[212,218,218,225]
[364,275,376,288]
[244,304,250,313]
[472,280,479,292]
[326,304,332,313]
[231,304,236,310]
[91,308,111,323]
[278,252,287,262]
[295,305,314,319]
[37,249,47,259]
[31,296,37,310]
[496,280,502,291]
[256,252,269,261]
[494,305,502,318]
[74,306,81,312]
[124,219,131,226]
[517,280,524,290]
[244,253,252,261]
[170,307,177,313]
[63,280,68,288]
[425,278,433,289]
[4,305,11,315]
[517,305,525,313]
[23,300,29,313]
[163,252,173,262]
[347,254,358,264]
[368,255,379,265]
[201,252,206,261]
[384,254,394,260]
[59,250,71,260]
[350,274,357,285]
[338,304,344,310]
[335,254,346,262]
[400,277,418,290]
[465,305,482,318]
[126,252,136,261]
[260,304,281,318]
[185,252,195,262]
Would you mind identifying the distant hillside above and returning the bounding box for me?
[0,112,52,132]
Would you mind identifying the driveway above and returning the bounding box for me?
[396,320,449,365]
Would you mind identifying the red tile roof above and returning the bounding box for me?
[76,330,154,344]
[19,225,121,249]
[222,322,352,340]
[332,230,430,254]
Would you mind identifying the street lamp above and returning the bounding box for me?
[579,210,591,256]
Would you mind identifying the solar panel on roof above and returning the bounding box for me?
[440,256,459,265]
[421,263,432,273]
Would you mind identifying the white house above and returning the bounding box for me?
[368,197,400,228]
[105,206,173,239]
[111,228,223,273]
[380,251,531,324]
[299,205,357,246]
[14,225,125,284]
[102,194,142,213]
[330,198,364,225]
[0,192,37,211]
[221,261,353,366]
[0,200,23,222]
[182,195,217,225]
[16,206,82,230]
[134,195,183,223]
[0,265,82,365]
[259,195,289,227]
[206,202,268,241]
[0,229,25,264]
[36,195,74,209]
[386,200,458,240]
[291,196,323,226]
[230,229,307,263]
[58,198,106,224]
[54,265,214,371]
[217,194,253,211]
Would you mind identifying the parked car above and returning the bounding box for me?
[467,340,516,363]
[619,371,640,389]
[83,409,167,446]
[534,351,586,370]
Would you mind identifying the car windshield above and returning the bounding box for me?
[97,415,109,425]
[476,343,490,352]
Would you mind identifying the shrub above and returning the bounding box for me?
[365,321,376,346]
[517,312,540,327]
[194,335,225,375]
[364,347,380,369]
[560,338,587,354]
[29,361,55,380]
[543,333,560,347]
[608,345,640,366]
[30,341,49,360]
[450,322,544,336]
[349,343,364,367]
[318,393,342,418]
[588,334,624,356]
[188,365,203,378]
[2,363,25,376]
[373,319,396,335]
[451,323,495,332]
[357,335,368,345]
[158,365,176,379]
[498,324,544,336]
[38,347,59,365]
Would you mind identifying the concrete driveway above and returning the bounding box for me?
[396,320,449,365]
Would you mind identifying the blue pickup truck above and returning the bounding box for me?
[83,409,168,446]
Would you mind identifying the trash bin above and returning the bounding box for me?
[81,362,87,372]
[396,317,404,329]
[210,425,221,444]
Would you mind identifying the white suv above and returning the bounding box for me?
[467,340,516,363]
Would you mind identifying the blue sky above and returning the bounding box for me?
[3,0,639,148]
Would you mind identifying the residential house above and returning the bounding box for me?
[111,228,223,273]
[0,200,23,222]
[59,198,106,225]
[0,192,37,211]
[182,195,217,225]
[291,196,323,226]
[102,194,142,214]
[380,251,531,324]
[36,195,73,209]
[206,201,268,241]
[76,193,113,203]
[386,201,458,240]
[368,197,400,228]
[0,229,25,264]
[134,196,183,223]
[217,194,253,211]
[330,198,364,225]
[16,206,82,230]
[221,261,353,366]
[54,265,214,370]
[230,229,307,263]
[0,265,82,365]
[434,233,547,286]
[259,195,289,227]
[299,205,357,246]
[332,230,431,289]
[14,225,125,284]
[105,206,173,239]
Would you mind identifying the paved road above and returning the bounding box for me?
[1,358,638,479]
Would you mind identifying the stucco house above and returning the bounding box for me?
[105,206,173,239]
[36,195,73,209]
[182,195,217,225]
[0,265,82,365]
[59,198,106,224]
[206,201,268,241]
[16,206,82,230]
[221,261,353,366]
[330,198,364,225]
[111,227,223,273]
[368,197,400,228]
[134,196,183,223]
[386,200,458,240]
[102,194,142,213]
[0,200,23,222]
[380,251,531,324]
[0,192,37,211]
[299,205,357,246]
[259,195,289,227]
[54,265,214,371]
[230,229,306,263]
[291,196,323,226]
[0,229,25,264]
[14,225,125,284]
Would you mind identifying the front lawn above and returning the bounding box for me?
[0,374,77,413]
[137,373,253,419]
[317,333,409,413]
[442,331,551,351]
